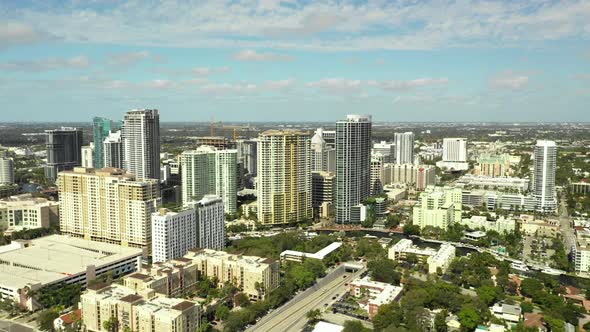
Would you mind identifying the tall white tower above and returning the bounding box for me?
[394,132,415,164]
[533,140,557,212]
[122,109,160,181]
[335,114,372,224]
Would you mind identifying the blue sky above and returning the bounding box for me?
[1,0,589,122]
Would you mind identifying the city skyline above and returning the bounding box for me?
[1,1,589,122]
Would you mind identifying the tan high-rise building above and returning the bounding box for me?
[58,167,160,254]
[257,130,312,225]
[81,283,199,332]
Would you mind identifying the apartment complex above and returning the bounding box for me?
[349,277,403,319]
[459,215,516,234]
[257,130,312,224]
[181,146,237,214]
[455,174,530,192]
[184,248,280,301]
[381,163,436,191]
[0,194,58,232]
[573,228,590,273]
[122,109,161,181]
[335,115,372,224]
[123,258,198,298]
[58,167,160,254]
[81,283,199,332]
[436,138,468,171]
[412,186,462,230]
[388,239,455,275]
[474,154,518,177]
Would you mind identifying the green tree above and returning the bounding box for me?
[215,304,230,321]
[102,317,118,332]
[434,310,448,332]
[342,320,371,332]
[38,309,60,332]
[520,301,534,313]
[234,293,251,308]
[458,305,481,331]
[476,285,502,306]
[373,302,402,331]
[367,258,401,285]
[403,224,420,236]
[306,309,322,324]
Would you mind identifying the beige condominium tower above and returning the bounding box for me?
[58,167,160,255]
[257,130,312,224]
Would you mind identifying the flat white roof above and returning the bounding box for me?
[0,235,142,289]
[280,242,342,260]
[312,321,343,332]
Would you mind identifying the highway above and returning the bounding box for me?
[558,193,575,255]
[247,264,366,332]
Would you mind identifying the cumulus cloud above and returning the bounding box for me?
[232,49,294,62]
[192,66,231,76]
[0,22,44,48]
[490,73,529,90]
[107,51,150,66]
[0,55,90,72]
[376,78,449,91]
[307,77,449,94]
[307,78,363,94]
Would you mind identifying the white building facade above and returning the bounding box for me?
[533,140,557,212]
[394,132,414,164]
[122,109,160,181]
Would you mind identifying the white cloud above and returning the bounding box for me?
[5,0,589,51]
[490,73,529,90]
[0,22,44,48]
[307,78,363,94]
[107,51,150,66]
[377,78,449,91]
[192,66,231,76]
[0,55,90,72]
[232,49,294,62]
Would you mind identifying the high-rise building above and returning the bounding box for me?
[382,163,436,191]
[181,146,237,214]
[311,128,336,173]
[370,153,385,196]
[236,139,258,176]
[335,115,372,224]
[257,130,312,224]
[58,167,160,255]
[442,138,467,162]
[321,130,336,148]
[394,132,415,164]
[93,117,121,169]
[0,157,14,184]
[81,143,94,168]
[103,130,123,169]
[122,109,160,181]
[533,140,557,212]
[151,195,225,264]
[191,195,225,251]
[312,171,335,218]
[44,127,83,182]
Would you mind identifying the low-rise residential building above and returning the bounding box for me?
[459,216,517,234]
[491,302,522,324]
[389,239,455,274]
[349,276,403,319]
[571,182,590,195]
[183,248,279,301]
[427,243,456,275]
[474,154,519,177]
[413,186,462,230]
[518,215,560,237]
[280,242,342,263]
[382,163,436,191]
[81,283,199,332]
[0,235,142,311]
[123,258,198,298]
[53,309,82,331]
[573,228,590,273]
[0,194,59,233]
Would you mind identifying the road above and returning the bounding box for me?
[0,320,34,332]
[247,264,366,332]
[558,193,575,254]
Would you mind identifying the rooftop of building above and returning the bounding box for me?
[0,235,142,289]
[185,248,275,268]
[281,242,342,261]
[259,129,310,136]
[350,276,403,306]
[0,194,58,207]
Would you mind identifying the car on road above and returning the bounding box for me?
[332,296,337,300]
[324,303,329,306]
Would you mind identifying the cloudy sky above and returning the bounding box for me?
[1,0,589,122]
